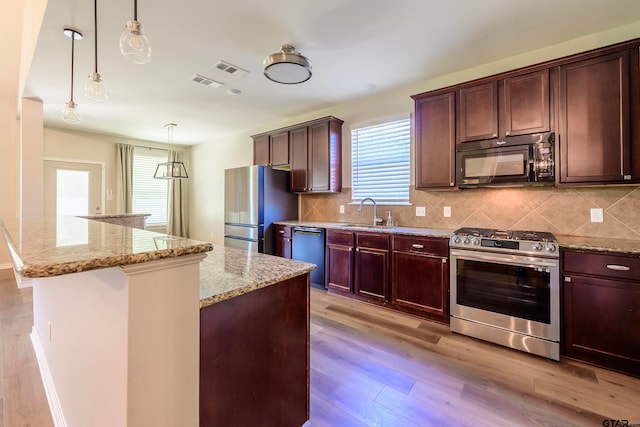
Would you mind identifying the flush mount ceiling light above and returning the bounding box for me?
[120,0,151,64]
[62,27,83,123]
[85,0,108,102]
[154,123,189,179]
[263,44,312,84]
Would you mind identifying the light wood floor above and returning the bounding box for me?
[1,277,639,426]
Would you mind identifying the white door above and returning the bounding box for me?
[44,161,103,217]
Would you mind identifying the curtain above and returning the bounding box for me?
[167,150,189,237]
[116,143,134,213]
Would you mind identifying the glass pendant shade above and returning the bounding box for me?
[85,72,109,102]
[62,101,82,123]
[120,20,151,64]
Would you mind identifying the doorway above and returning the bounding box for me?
[44,160,103,217]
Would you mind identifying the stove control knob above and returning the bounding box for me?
[533,243,543,251]
[463,237,470,245]
[471,237,480,245]
[545,244,557,252]
[452,236,460,244]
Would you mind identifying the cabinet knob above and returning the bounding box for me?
[279,230,285,234]
[564,276,572,282]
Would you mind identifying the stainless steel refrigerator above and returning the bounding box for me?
[224,165,298,254]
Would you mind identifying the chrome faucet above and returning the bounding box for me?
[358,197,383,226]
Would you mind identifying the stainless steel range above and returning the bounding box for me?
[449,227,560,360]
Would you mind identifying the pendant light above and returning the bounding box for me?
[263,44,312,84]
[119,0,151,64]
[153,124,189,179]
[62,28,83,123]
[85,0,108,102]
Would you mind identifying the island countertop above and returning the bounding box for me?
[0,216,213,278]
[199,246,316,308]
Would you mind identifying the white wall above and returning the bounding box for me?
[188,20,640,245]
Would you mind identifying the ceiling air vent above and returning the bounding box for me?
[189,74,224,88]
[214,60,249,77]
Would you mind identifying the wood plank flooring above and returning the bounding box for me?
[1,275,639,426]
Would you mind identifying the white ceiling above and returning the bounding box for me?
[24,0,640,145]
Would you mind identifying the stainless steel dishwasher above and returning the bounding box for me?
[291,226,326,289]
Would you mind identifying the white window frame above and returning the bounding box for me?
[351,117,411,205]
[132,147,168,230]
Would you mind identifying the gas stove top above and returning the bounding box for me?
[450,227,559,257]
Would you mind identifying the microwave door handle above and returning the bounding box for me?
[450,250,557,269]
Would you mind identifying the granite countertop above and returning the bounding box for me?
[0,216,213,278]
[199,246,315,308]
[78,213,151,219]
[275,220,640,254]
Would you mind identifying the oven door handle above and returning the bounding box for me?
[450,249,558,269]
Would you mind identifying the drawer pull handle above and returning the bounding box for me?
[606,264,630,271]
[412,244,424,249]
[279,230,285,234]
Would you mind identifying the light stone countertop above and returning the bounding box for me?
[0,216,213,278]
[556,235,640,255]
[78,213,151,219]
[275,220,455,239]
[199,246,315,308]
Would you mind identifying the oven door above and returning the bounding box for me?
[450,248,559,341]
[456,144,531,187]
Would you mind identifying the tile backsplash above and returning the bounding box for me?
[301,186,640,240]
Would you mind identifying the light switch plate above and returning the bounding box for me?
[443,206,451,218]
[590,208,604,223]
[339,205,345,214]
[416,206,426,217]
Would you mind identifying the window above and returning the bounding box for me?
[351,118,411,204]
[132,148,168,228]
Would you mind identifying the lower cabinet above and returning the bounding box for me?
[274,225,292,258]
[391,235,449,323]
[562,250,640,377]
[326,229,354,292]
[354,233,390,301]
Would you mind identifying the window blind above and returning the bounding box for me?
[351,118,411,204]
[132,148,168,226]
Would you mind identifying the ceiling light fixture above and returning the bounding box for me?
[120,0,151,64]
[62,28,83,123]
[263,44,312,84]
[85,0,108,102]
[154,123,189,179]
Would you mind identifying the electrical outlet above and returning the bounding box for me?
[339,205,345,214]
[443,206,451,218]
[416,206,426,217]
[106,189,114,201]
[590,208,604,223]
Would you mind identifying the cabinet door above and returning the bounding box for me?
[270,131,290,166]
[275,237,292,259]
[503,69,550,137]
[559,50,631,183]
[253,135,270,165]
[391,251,448,322]
[289,127,309,192]
[354,247,389,301]
[415,92,456,189]
[457,81,498,143]
[564,274,640,376]
[309,122,330,192]
[327,244,353,292]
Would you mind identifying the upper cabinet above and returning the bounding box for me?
[457,69,550,143]
[253,116,343,193]
[252,131,289,167]
[412,92,456,189]
[558,48,640,184]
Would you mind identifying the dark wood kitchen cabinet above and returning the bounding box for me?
[412,91,456,189]
[354,232,390,302]
[558,48,640,184]
[290,116,343,193]
[252,131,289,167]
[391,235,449,323]
[274,224,292,258]
[326,229,354,293]
[562,249,640,377]
[457,69,550,143]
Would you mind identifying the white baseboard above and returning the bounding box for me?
[31,328,67,427]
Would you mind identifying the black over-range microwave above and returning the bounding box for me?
[456,132,554,188]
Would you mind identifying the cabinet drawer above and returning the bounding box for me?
[563,251,640,281]
[356,232,390,250]
[275,224,291,238]
[327,229,354,246]
[393,235,448,256]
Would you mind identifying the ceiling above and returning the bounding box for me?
[24,0,640,145]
